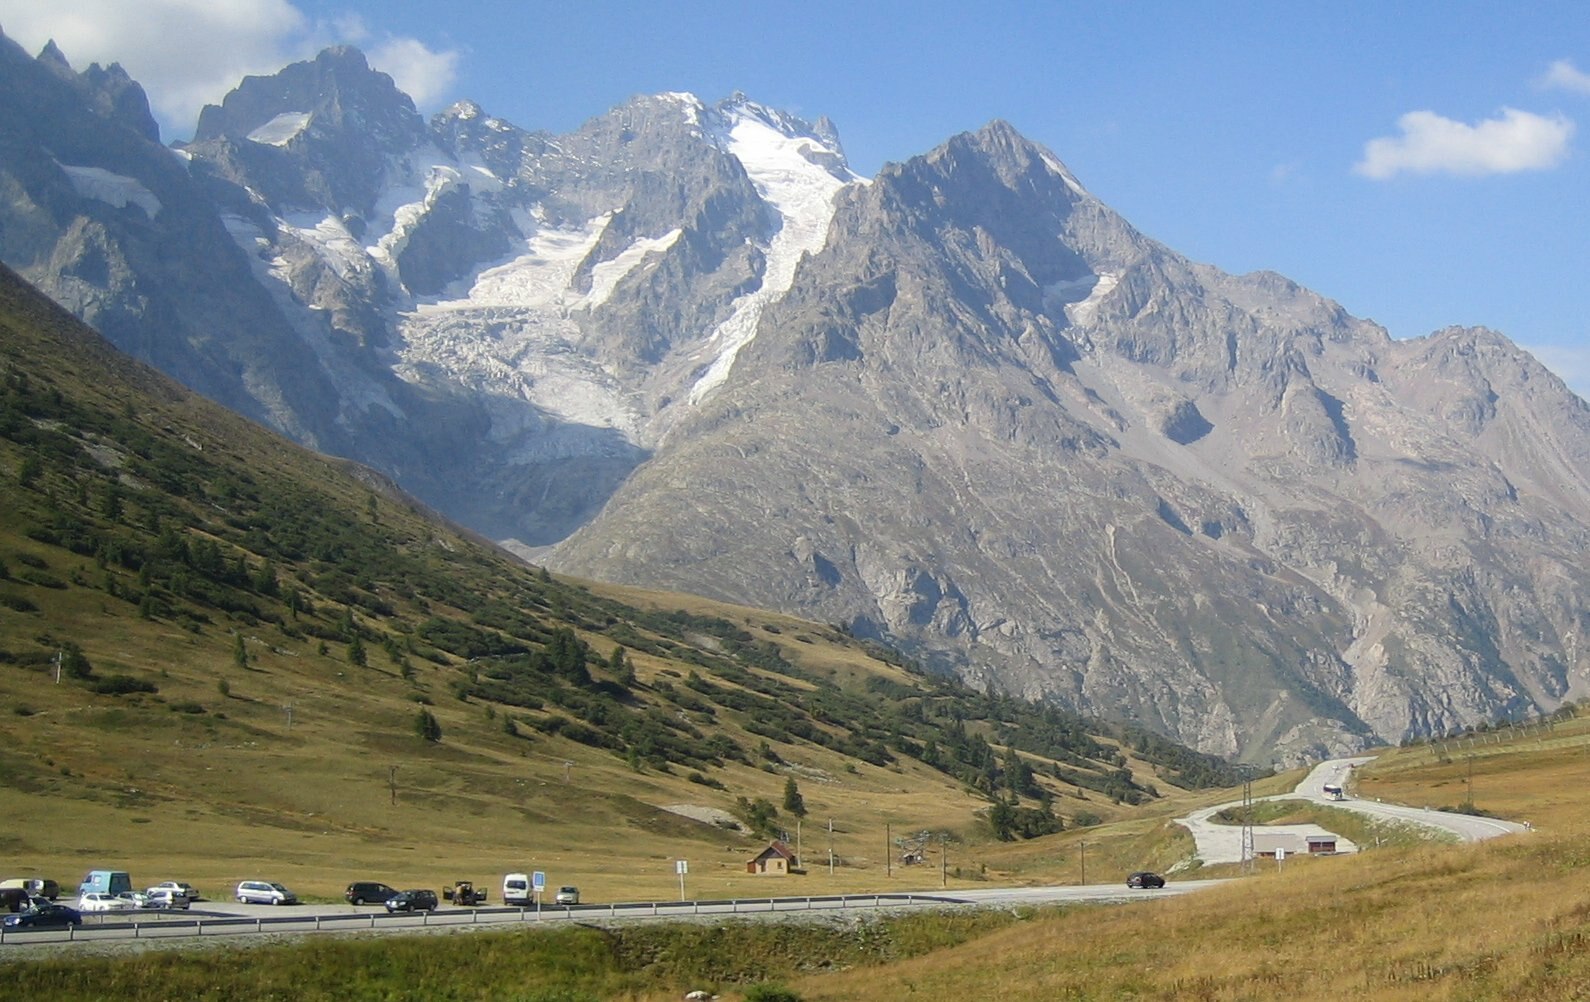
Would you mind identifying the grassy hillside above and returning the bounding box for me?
[3,704,1583,1001]
[0,262,1243,904]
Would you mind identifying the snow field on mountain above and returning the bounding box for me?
[687,110,859,404]
[247,112,311,146]
[60,164,161,217]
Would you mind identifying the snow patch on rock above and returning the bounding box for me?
[247,112,311,146]
[60,164,161,217]
[687,106,860,404]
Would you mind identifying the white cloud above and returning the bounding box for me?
[1354,108,1574,179]
[368,37,459,109]
[0,0,459,138]
[1539,58,1590,95]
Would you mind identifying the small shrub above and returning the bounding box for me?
[0,593,38,613]
[13,704,35,716]
[744,984,802,1002]
[90,674,158,696]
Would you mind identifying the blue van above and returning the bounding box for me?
[77,870,132,897]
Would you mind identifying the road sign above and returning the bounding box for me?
[532,871,546,892]
[675,860,688,875]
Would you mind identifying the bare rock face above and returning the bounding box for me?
[5,37,1590,762]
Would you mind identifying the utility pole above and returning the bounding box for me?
[886,822,892,877]
[282,702,293,731]
[827,818,834,876]
[1079,841,1086,886]
[389,765,398,806]
[940,833,948,888]
[1240,774,1254,874]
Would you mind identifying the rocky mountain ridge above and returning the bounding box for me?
[2,34,1588,761]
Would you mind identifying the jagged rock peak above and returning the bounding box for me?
[943,119,1092,198]
[192,45,421,145]
[24,38,160,142]
[35,39,73,78]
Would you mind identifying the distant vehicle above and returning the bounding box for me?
[77,892,134,912]
[235,881,298,905]
[147,881,199,903]
[502,873,532,907]
[2,904,81,929]
[384,889,438,913]
[554,886,580,905]
[116,890,156,909]
[442,880,487,905]
[77,870,132,898]
[1126,871,1166,889]
[1323,783,1346,801]
[346,882,398,906]
[145,888,190,910]
[0,878,59,901]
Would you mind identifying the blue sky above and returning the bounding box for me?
[5,0,1590,396]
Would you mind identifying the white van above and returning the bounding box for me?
[502,873,532,906]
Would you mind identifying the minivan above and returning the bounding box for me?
[345,881,398,906]
[236,880,297,905]
[77,870,132,897]
[502,873,532,906]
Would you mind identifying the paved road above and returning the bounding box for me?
[1176,756,1527,864]
[0,881,1221,950]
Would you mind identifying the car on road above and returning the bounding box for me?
[554,886,580,905]
[1126,871,1166,889]
[117,890,156,909]
[384,889,438,913]
[236,880,298,905]
[345,881,398,906]
[145,887,191,909]
[77,891,134,912]
[2,903,82,929]
[147,881,199,903]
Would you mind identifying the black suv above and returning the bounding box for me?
[1126,871,1166,889]
[345,881,398,906]
[385,889,438,913]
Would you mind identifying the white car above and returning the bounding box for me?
[77,891,134,912]
[235,880,297,905]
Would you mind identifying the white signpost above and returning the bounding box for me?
[676,859,688,900]
[532,870,545,913]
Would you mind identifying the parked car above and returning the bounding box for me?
[384,889,438,913]
[554,886,580,905]
[0,878,59,901]
[2,904,81,928]
[235,881,297,905]
[77,891,134,912]
[1125,871,1166,889]
[147,881,199,903]
[345,881,398,906]
[145,887,191,910]
[117,890,156,909]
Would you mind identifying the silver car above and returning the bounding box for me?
[235,880,297,905]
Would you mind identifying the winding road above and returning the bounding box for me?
[1176,756,1528,865]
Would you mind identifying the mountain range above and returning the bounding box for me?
[3,32,1589,762]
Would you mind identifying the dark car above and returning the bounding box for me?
[346,881,399,906]
[385,889,438,913]
[2,904,82,928]
[1126,871,1166,889]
